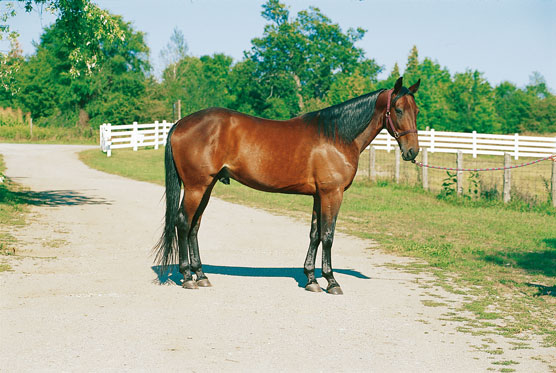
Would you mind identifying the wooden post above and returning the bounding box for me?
[107,123,112,157]
[29,117,33,138]
[514,133,519,160]
[472,130,477,158]
[395,147,400,183]
[457,151,463,196]
[177,99,181,120]
[132,121,138,151]
[162,120,168,146]
[552,158,556,208]
[154,121,159,150]
[503,152,511,203]
[422,148,429,191]
[369,146,376,181]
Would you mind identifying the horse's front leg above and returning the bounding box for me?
[319,189,344,295]
[304,195,322,292]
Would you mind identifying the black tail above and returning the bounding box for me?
[153,124,181,272]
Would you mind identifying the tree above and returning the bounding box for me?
[447,70,500,133]
[13,12,151,127]
[160,53,234,117]
[159,27,188,81]
[244,0,380,118]
[2,0,125,81]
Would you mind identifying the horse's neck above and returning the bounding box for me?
[354,113,384,153]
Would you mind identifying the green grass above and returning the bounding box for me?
[358,148,555,203]
[0,154,31,271]
[81,147,556,346]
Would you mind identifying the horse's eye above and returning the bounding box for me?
[395,108,403,115]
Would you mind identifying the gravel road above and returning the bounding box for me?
[0,144,554,372]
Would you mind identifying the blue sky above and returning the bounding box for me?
[5,0,556,90]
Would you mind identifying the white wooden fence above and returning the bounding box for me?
[100,121,173,157]
[100,121,556,159]
[371,129,556,159]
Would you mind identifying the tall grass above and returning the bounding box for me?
[0,107,97,144]
[358,148,555,206]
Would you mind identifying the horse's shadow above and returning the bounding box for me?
[151,264,370,288]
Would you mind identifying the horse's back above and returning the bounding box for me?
[170,107,356,194]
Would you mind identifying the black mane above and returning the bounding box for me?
[302,89,385,143]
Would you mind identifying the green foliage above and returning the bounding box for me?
[438,171,458,199]
[5,0,125,78]
[161,54,234,117]
[243,0,380,118]
[4,10,151,128]
[2,0,554,137]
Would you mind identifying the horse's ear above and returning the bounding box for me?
[409,79,421,94]
[393,77,403,96]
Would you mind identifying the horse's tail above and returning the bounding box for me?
[153,124,181,272]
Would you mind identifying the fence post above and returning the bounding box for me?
[395,147,400,183]
[100,123,104,150]
[107,123,112,157]
[457,150,463,196]
[132,121,138,151]
[422,148,428,191]
[430,128,435,153]
[154,121,159,150]
[503,153,511,203]
[369,146,376,181]
[162,120,168,146]
[472,130,477,158]
[514,133,519,160]
[552,158,556,208]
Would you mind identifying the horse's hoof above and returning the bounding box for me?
[196,278,212,287]
[182,280,199,289]
[305,282,323,293]
[327,286,343,295]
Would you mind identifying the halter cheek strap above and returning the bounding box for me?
[384,89,418,139]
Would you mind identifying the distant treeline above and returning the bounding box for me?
[1,0,554,134]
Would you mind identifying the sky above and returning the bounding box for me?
[4,0,556,90]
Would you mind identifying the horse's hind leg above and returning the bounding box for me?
[188,212,211,287]
[184,183,215,287]
[177,204,197,289]
[304,195,322,292]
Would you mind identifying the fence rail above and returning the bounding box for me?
[100,121,556,159]
[371,129,555,159]
[100,121,173,157]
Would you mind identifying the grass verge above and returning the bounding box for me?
[80,147,556,346]
[0,154,30,270]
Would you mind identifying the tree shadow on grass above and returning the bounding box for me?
[152,264,370,288]
[0,185,111,206]
[482,248,556,278]
[482,240,556,297]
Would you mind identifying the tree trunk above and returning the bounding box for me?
[292,73,304,111]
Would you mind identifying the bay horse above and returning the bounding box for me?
[154,76,420,294]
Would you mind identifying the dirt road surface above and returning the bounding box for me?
[1,144,554,372]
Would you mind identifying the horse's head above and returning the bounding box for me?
[384,77,420,161]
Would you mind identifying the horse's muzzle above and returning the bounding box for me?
[402,148,419,161]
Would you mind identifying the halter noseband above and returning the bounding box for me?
[384,89,418,139]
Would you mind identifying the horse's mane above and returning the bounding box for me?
[301,89,385,143]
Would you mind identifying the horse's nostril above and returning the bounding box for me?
[406,148,418,160]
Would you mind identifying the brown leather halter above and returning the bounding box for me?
[384,89,418,139]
